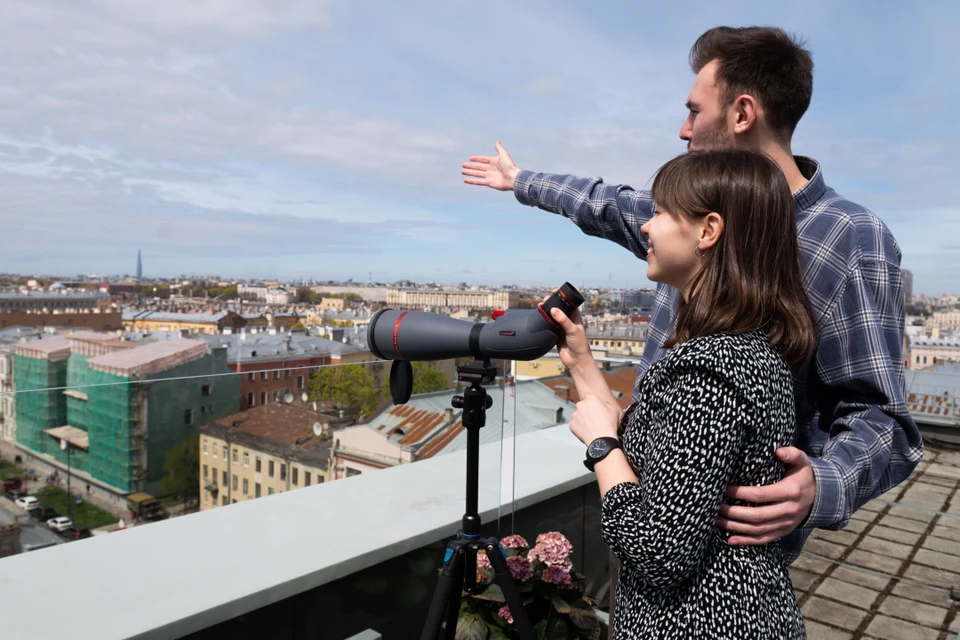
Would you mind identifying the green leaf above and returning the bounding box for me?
[455,613,488,640]
[534,619,548,640]
[550,593,572,615]
[567,600,598,632]
[472,584,507,603]
[489,630,511,640]
[545,618,571,640]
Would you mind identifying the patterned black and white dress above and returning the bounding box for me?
[601,331,805,639]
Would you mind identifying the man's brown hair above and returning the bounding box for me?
[690,26,814,138]
[653,149,816,368]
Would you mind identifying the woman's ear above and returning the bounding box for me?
[698,212,724,250]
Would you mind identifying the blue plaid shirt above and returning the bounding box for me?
[515,157,924,562]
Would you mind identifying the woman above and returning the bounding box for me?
[551,149,815,638]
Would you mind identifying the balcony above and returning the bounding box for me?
[1,358,959,639]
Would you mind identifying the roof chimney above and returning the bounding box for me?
[445,407,454,423]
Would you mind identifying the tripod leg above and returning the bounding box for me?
[484,543,537,640]
[421,544,465,640]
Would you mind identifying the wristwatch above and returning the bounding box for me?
[583,437,622,471]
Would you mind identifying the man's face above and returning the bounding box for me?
[680,60,734,152]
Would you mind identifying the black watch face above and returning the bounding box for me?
[588,439,608,458]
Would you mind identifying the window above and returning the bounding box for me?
[280,463,287,481]
[268,460,275,477]
[317,476,324,484]
[255,483,261,498]
[284,369,291,379]
[297,375,304,390]
[203,464,208,479]
[247,392,254,407]
[222,445,227,459]
[255,456,262,472]
[184,409,193,426]
[243,452,249,467]
[243,478,249,494]
[305,471,311,486]
[203,440,208,455]
[213,467,218,483]
[247,372,254,382]
[260,371,267,380]
[212,445,218,459]
[221,496,228,506]
[222,470,227,486]
[346,468,361,477]
[273,370,280,379]
[201,406,206,414]
[232,448,238,463]
[201,385,211,396]
[292,467,298,485]
[260,391,267,405]
[232,475,238,490]
[268,488,275,496]
[272,390,279,402]
[204,492,209,505]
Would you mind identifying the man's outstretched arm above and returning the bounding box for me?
[462,141,654,260]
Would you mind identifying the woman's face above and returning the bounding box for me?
[640,207,704,297]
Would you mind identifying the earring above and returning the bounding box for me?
[694,244,706,258]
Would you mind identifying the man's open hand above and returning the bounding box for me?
[717,447,816,545]
[462,141,520,191]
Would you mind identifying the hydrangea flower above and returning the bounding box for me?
[500,534,530,550]
[505,555,533,582]
[498,604,515,624]
[542,564,574,588]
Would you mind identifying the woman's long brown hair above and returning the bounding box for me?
[652,149,816,368]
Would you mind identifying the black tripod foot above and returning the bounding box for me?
[421,536,535,640]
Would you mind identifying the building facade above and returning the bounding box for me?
[386,289,519,310]
[908,338,960,371]
[123,311,245,336]
[13,334,238,498]
[197,404,330,510]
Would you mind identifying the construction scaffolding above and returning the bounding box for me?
[12,353,68,455]
[85,368,140,492]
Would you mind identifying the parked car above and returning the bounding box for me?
[28,505,59,522]
[59,526,92,541]
[14,495,39,510]
[5,489,27,502]
[46,516,73,532]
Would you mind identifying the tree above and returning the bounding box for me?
[161,437,200,499]
[411,362,449,394]
[291,320,306,330]
[308,365,378,414]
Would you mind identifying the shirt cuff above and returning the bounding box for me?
[513,169,539,207]
[805,456,848,530]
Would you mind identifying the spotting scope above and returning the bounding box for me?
[367,282,584,363]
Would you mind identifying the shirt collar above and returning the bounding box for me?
[793,156,827,212]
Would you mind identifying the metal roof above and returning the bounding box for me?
[365,380,578,459]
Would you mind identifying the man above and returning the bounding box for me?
[462,26,923,563]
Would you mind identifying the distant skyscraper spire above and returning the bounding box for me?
[136,249,143,281]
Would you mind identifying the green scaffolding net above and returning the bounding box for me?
[13,354,67,456]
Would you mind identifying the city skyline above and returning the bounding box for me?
[0,1,957,295]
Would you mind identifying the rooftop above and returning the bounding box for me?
[87,338,208,378]
[200,404,333,468]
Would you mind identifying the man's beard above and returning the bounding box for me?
[688,115,734,151]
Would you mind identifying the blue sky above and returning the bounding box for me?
[0,1,957,294]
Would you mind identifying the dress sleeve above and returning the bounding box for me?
[600,361,749,588]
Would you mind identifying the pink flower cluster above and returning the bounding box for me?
[542,564,574,589]
[498,604,515,623]
[528,532,574,574]
[506,555,533,581]
[500,534,530,550]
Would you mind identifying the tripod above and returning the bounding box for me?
[421,360,535,640]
